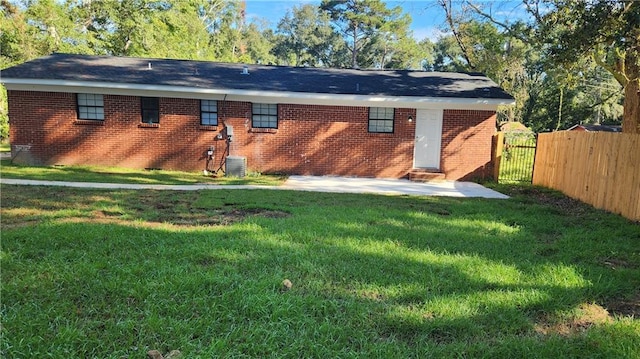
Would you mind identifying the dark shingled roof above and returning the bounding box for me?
[1,53,514,100]
[568,124,622,132]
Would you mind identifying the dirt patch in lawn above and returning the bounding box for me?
[160,208,290,226]
[510,187,592,216]
[600,257,638,270]
[130,192,291,226]
[605,292,640,317]
[535,303,613,336]
[56,208,290,229]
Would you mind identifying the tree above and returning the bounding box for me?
[437,0,476,68]
[129,1,218,60]
[436,0,625,129]
[432,35,468,72]
[433,16,533,123]
[363,12,425,69]
[1,0,81,141]
[376,34,426,69]
[241,20,276,64]
[272,4,345,67]
[416,38,436,71]
[1,0,94,66]
[524,0,639,133]
[320,0,407,69]
[207,0,246,62]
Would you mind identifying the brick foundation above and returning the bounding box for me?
[8,91,496,180]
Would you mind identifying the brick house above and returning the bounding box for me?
[1,54,514,180]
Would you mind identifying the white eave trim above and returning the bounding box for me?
[1,78,515,111]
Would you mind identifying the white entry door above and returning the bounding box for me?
[413,109,443,169]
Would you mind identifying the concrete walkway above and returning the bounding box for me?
[282,176,508,198]
[0,176,508,199]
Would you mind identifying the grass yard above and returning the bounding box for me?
[1,184,639,358]
[0,160,286,186]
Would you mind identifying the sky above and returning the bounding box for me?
[243,0,529,42]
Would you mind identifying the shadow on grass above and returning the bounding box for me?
[1,186,639,357]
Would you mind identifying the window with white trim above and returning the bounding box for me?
[252,103,278,128]
[77,94,104,120]
[200,100,218,126]
[368,107,394,133]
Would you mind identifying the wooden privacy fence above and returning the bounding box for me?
[533,131,640,222]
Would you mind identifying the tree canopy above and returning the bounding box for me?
[437,0,629,132]
[523,0,639,133]
[272,4,347,67]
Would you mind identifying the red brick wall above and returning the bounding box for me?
[8,90,496,180]
[221,104,416,178]
[441,109,497,180]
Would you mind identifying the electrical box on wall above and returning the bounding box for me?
[225,125,234,139]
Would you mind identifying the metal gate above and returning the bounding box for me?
[495,132,537,183]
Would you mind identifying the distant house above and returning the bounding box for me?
[567,124,622,133]
[1,53,514,180]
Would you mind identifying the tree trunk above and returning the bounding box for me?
[351,27,358,68]
[622,79,640,134]
[622,51,639,134]
[555,86,564,131]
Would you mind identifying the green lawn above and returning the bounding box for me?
[0,160,285,186]
[1,185,639,358]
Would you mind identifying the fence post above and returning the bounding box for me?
[492,132,505,181]
[530,133,539,184]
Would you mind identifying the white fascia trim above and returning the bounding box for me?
[2,78,515,111]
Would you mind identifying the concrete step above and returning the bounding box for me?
[409,169,446,182]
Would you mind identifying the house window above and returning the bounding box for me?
[201,100,218,126]
[368,107,394,133]
[252,103,278,128]
[77,94,104,120]
[141,97,160,123]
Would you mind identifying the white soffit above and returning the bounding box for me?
[2,79,515,111]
